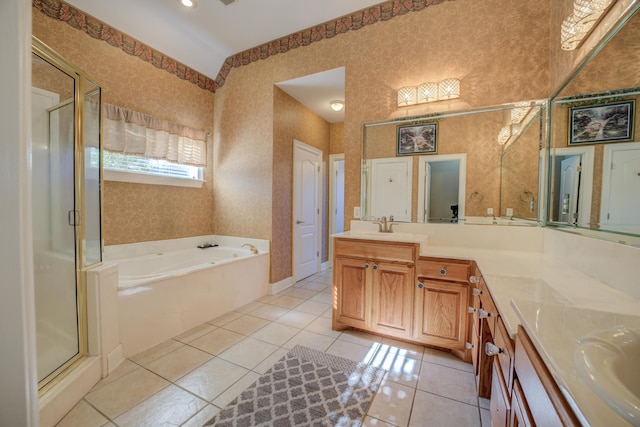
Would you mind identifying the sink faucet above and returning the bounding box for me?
[373,216,398,233]
[373,216,388,232]
[242,243,258,254]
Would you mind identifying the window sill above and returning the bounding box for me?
[104,170,204,188]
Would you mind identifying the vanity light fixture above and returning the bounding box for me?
[561,0,615,50]
[178,0,197,8]
[398,86,418,106]
[397,78,461,107]
[329,100,345,111]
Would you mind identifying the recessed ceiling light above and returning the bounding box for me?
[178,0,197,8]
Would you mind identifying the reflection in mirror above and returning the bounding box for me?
[549,5,640,238]
[362,101,546,226]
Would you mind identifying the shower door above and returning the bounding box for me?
[32,38,102,390]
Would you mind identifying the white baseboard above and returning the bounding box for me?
[321,261,331,271]
[270,277,293,294]
[107,344,124,377]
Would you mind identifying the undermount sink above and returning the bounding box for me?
[574,326,640,425]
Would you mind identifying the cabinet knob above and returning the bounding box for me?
[465,342,474,350]
[373,264,379,270]
[485,342,502,356]
[440,268,447,275]
[472,288,483,296]
[364,263,370,269]
[477,308,492,319]
[417,282,424,289]
[467,306,476,314]
[469,275,479,284]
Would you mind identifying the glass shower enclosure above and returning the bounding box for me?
[31,37,102,391]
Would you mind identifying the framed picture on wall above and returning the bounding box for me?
[569,100,634,145]
[397,123,437,155]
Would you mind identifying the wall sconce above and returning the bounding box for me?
[398,86,417,106]
[397,78,460,107]
[438,78,461,100]
[329,100,344,111]
[417,82,439,103]
[561,0,615,51]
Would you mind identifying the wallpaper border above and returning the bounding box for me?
[33,0,449,93]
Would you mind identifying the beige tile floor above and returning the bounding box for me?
[57,269,492,427]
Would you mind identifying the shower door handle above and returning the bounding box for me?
[68,210,80,226]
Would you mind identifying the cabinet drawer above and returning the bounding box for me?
[416,257,470,282]
[490,359,511,427]
[494,317,514,391]
[335,239,416,263]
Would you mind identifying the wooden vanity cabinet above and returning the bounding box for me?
[332,238,417,341]
[414,257,471,350]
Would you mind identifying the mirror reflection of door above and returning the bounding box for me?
[601,142,640,233]
[558,156,581,225]
[368,157,412,222]
[418,154,466,224]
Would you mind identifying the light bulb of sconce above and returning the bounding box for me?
[329,100,344,111]
[397,86,417,107]
[417,82,438,103]
[438,78,460,100]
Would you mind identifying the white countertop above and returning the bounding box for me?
[335,232,640,426]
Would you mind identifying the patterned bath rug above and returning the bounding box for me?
[203,345,386,427]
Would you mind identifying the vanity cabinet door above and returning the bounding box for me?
[414,278,469,349]
[370,261,415,339]
[333,256,370,330]
[490,359,511,427]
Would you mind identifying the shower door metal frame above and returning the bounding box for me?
[32,36,103,394]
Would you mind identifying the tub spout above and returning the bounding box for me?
[242,243,258,254]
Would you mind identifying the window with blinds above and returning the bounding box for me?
[103,151,204,188]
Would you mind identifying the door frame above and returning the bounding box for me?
[417,153,466,223]
[600,141,640,229]
[552,146,594,227]
[292,140,322,282]
[328,153,344,266]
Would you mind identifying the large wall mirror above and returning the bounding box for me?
[549,5,640,242]
[362,101,546,226]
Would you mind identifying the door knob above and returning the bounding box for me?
[296,220,304,224]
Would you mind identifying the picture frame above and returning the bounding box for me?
[569,100,634,145]
[397,123,437,155]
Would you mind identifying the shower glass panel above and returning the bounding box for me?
[84,79,102,267]
[31,51,80,384]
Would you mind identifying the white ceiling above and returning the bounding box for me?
[64,0,385,122]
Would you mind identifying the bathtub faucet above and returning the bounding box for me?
[197,242,218,249]
[242,243,259,254]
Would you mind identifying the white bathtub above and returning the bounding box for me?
[105,236,270,357]
[117,246,253,290]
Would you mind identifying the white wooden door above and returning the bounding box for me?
[559,156,580,225]
[602,143,640,232]
[369,157,412,222]
[293,140,321,281]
